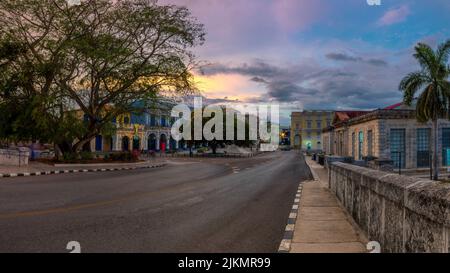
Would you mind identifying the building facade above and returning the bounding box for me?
[291,110,334,151]
[323,105,450,170]
[88,99,185,153]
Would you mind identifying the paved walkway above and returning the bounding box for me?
[290,157,368,253]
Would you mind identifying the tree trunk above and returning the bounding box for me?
[432,118,439,181]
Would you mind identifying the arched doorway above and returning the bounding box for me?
[122,136,130,152]
[160,134,167,152]
[133,136,140,151]
[147,134,157,151]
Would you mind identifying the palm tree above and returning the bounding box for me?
[399,40,450,180]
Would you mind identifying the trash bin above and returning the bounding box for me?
[318,155,325,166]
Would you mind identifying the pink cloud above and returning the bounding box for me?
[377,5,410,26]
[157,0,326,58]
[272,0,325,32]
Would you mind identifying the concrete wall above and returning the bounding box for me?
[329,162,450,253]
[0,148,30,166]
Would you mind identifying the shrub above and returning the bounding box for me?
[62,152,77,162]
[197,147,208,154]
[80,151,94,161]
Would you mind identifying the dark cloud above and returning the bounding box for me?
[199,61,282,78]
[250,76,269,83]
[326,53,361,62]
[326,52,388,67]
[366,58,388,67]
[197,50,411,110]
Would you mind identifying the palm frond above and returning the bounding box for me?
[414,43,438,75]
[399,71,429,105]
[437,39,450,64]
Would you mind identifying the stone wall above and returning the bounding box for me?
[329,162,450,253]
[0,148,30,166]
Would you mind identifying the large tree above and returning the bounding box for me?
[0,0,205,155]
[400,40,450,180]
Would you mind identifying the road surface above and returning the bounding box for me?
[0,151,312,253]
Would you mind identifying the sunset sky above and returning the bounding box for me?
[159,0,450,124]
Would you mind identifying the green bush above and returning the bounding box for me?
[80,151,94,161]
[197,147,208,154]
[62,152,77,162]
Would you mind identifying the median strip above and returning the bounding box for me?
[0,163,167,181]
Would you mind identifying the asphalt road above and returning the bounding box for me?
[0,151,312,253]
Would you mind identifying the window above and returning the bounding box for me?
[307,120,312,129]
[352,132,355,159]
[123,116,130,124]
[316,120,322,128]
[417,128,431,168]
[390,129,406,169]
[358,131,364,160]
[443,128,450,166]
[327,119,331,127]
[150,115,156,126]
[367,130,373,157]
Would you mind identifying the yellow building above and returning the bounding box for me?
[291,110,334,151]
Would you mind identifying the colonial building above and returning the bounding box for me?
[88,99,184,153]
[322,103,450,170]
[322,111,370,157]
[291,110,334,151]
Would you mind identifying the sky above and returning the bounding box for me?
[159,0,450,125]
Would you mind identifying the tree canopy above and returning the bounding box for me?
[0,0,205,154]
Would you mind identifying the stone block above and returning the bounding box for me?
[404,209,447,253]
[368,192,383,242]
[383,200,404,253]
[406,182,450,225]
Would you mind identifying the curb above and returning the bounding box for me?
[278,182,304,253]
[305,158,320,182]
[0,163,166,180]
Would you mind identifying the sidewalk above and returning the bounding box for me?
[289,157,368,253]
[0,159,166,178]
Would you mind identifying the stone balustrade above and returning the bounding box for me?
[329,162,450,253]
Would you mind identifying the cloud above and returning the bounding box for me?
[377,5,411,26]
[250,76,268,83]
[326,53,360,62]
[272,0,325,32]
[326,52,388,67]
[198,46,410,110]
